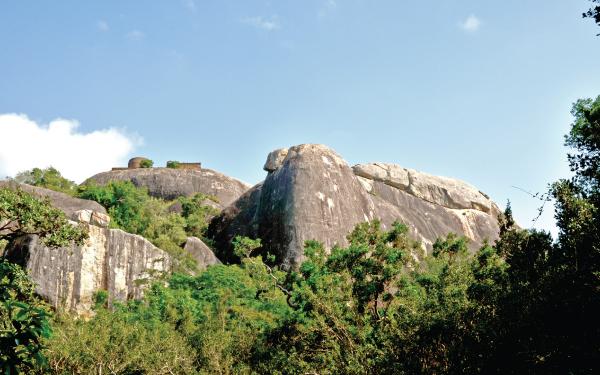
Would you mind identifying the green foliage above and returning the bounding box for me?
[44,252,291,374]
[21,96,600,373]
[140,159,154,168]
[78,180,151,234]
[265,222,505,374]
[0,187,88,248]
[0,260,52,374]
[77,181,212,273]
[178,193,220,239]
[566,96,600,188]
[44,308,197,374]
[166,160,181,169]
[14,167,77,195]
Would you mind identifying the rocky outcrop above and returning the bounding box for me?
[84,168,251,209]
[208,144,502,268]
[6,224,171,316]
[353,163,497,214]
[263,148,289,172]
[1,181,171,315]
[183,237,221,271]
[0,181,107,219]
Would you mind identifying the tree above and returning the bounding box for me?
[14,167,77,195]
[166,161,181,169]
[140,159,154,168]
[0,188,87,374]
[77,181,217,273]
[0,260,52,374]
[0,187,87,249]
[178,193,220,239]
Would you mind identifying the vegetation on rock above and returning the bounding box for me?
[78,181,217,273]
[139,159,154,168]
[166,160,181,169]
[1,95,598,374]
[13,167,77,195]
[0,187,87,249]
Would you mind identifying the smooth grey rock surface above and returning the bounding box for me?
[84,168,251,208]
[5,224,171,316]
[183,237,221,271]
[208,144,502,268]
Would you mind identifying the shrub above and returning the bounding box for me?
[0,260,52,374]
[13,167,77,195]
[166,160,181,169]
[44,308,197,374]
[140,159,154,168]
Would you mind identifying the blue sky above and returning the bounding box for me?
[1,0,599,233]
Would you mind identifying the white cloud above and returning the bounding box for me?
[183,0,196,12]
[97,20,109,32]
[126,30,145,41]
[242,15,280,31]
[0,114,140,183]
[460,14,481,32]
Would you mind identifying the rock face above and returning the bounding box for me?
[183,237,221,271]
[85,168,251,209]
[6,224,171,316]
[208,144,502,268]
[1,181,171,315]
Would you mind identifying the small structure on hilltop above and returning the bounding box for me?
[173,162,202,170]
[128,157,152,169]
[111,157,201,171]
[166,160,201,170]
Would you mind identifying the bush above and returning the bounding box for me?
[44,308,197,374]
[166,160,181,169]
[13,167,77,195]
[0,260,52,373]
[140,159,154,168]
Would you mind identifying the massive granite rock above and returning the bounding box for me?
[208,144,502,268]
[84,168,251,209]
[6,224,171,316]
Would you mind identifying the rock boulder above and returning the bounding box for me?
[208,144,502,268]
[183,237,221,271]
[5,224,171,316]
[84,168,251,209]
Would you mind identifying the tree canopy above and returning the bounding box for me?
[0,187,87,249]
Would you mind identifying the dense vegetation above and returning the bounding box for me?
[76,181,219,272]
[0,188,87,374]
[0,96,598,373]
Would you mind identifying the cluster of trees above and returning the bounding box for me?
[77,180,219,272]
[1,95,598,373]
